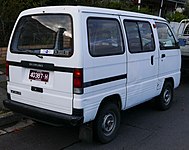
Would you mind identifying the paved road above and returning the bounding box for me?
[0,75,189,150]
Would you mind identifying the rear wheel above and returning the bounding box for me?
[93,102,120,143]
[156,81,173,110]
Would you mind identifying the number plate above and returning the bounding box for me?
[29,70,49,82]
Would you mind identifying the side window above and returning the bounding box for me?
[138,22,155,51]
[124,21,142,53]
[124,20,155,53]
[184,24,189,35]
[87,18,124,57]
[156,22,178,50]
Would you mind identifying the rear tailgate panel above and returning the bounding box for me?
[8,63,73,114]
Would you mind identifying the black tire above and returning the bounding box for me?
[156,81,173,110]
[93,102,120,143]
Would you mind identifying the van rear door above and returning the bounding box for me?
[7,14,74,115]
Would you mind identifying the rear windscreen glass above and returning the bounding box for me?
[11,14,73,57]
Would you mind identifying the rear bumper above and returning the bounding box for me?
[3,99,83,126]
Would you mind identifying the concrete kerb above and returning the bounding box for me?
[0,49,22,127]
[0,111,23,127]
[0,93,23,128]
[0,73,23,127]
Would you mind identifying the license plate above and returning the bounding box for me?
[29,70,49,82]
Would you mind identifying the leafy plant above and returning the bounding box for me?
[0,0,50,47]
[166,12,188,22]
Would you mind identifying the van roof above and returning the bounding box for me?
[20,5,166,22]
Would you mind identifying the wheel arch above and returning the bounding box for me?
[156,77,174,110]
[164,77,174,87]
[98,94,122,113]
[93,94,122,143]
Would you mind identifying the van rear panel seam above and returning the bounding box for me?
[8,61,75,73]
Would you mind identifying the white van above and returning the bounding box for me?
[176,19,189,71]
[4,6,181,143]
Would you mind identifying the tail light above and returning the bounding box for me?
[73,68,83,94]
[6,61,9,81]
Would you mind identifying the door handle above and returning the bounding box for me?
[161,54,166,58]
[151,55,154,65]
[31,86,43,93]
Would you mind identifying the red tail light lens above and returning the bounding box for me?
[73,69,83,94]
[6,61,9,81]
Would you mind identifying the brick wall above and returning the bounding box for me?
[0,47,7,64]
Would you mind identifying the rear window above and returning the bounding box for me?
[10,14,73,57]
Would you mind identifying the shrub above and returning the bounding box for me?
[166,12,188,22]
